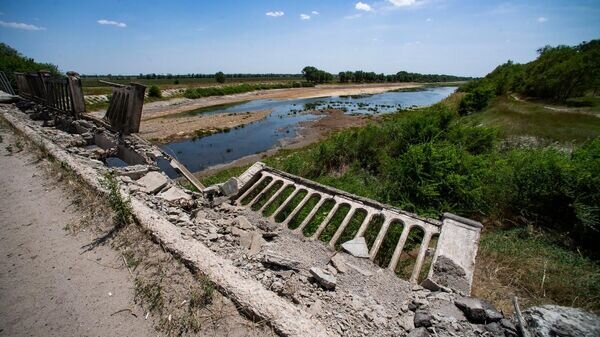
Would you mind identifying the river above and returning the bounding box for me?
[160,86,457,174]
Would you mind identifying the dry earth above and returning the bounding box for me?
[0,125,154,337]
[0,119,275,337]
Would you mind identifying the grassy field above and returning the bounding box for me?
[198,92,600,314]
[81,76,303,95]
[464,95,600,144]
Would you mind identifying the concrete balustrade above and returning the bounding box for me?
[232,163,481,294]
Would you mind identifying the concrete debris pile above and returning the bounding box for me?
[2,100,599,337]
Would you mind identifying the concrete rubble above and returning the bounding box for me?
[2,100,599,337]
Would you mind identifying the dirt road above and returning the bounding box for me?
[0,125,154,336]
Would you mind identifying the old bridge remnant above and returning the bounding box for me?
[231,162,482,294]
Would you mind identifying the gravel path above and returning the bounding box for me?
[0,124,154,337]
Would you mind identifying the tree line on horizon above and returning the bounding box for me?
[302,65,473,84]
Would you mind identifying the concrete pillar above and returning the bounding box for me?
[259,182,289,213]
[295,196,327,233]
[269,187,300,222]
[368,216,392,260]
[387,223,411,272]
[329,205,357,248]
[247,178,277,208]
[312,202,341,239]
[409,231,433,283]
[281,192,313,227]
[355,211,375,238]
[422,213,482,296]
[236,174,267,205]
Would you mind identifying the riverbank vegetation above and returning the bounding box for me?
[0,43,59,86]
[182,82,314,99]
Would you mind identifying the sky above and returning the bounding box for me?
[0,0,599,77]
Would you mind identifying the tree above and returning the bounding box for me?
[215,71,225,83]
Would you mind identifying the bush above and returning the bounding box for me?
[183,82,314,99]
[215,71,225,83]
[148,85,162,98]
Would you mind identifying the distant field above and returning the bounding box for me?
[464,95,600,144]
[81,76,303,95]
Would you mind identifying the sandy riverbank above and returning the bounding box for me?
[141,82,424,120]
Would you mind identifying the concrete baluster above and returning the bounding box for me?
[247,178,277,208]
[387,223,413,271]
[259,182,289,213]
[236,175,267,205]
[295,196,327,233]
[368,217,393,260]
[269,187,301,222]
[312,202,341,239]
[329,205,358,248]
[409,230,433,283]
[281,192,313,227]
[354,210,375,239]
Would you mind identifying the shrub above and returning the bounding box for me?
[148,85,162,98]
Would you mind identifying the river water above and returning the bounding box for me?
[160,86,457,173]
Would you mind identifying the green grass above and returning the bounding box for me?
[475,227,600,313]
[465,96,600,144]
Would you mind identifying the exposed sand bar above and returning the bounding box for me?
[141,82,424,120]
[140,109,271,142]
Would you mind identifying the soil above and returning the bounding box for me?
[0,120,275,337]
[0,125,154,336]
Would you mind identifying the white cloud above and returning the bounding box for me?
[355,2,373,12]
[388,0,419,7]
[97,19,127,28]
[265,11,284,17]
[312,11,320,15]
[300,14,311,20]
[537,16,548,23]
[0,20,45,31]
[345,13,363,19]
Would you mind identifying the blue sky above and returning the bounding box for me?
[0,0,598,77]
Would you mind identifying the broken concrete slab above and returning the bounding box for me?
[262,251,302,270]
[234,216,254,230]
[341,237,369,258]
[454,296,503,324]
[136,171,168,194]
[524,305,600,337]
[158,186,192,203]
[220,177,240,196]
[414,310,433,328]
[310,267,337,290]
[330,254,348,274]
[407,327,430,337]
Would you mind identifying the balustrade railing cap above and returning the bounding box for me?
[442,212,483,229]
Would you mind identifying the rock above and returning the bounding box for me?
[524,305,600,337]
[158,186,192,202]
[485,322,504,336]
[500,318,518,336]
[330,254,348,273]
[234,216,254,230]
[309,267,336,290]
[398,311,415,331]
[262,251,301,270]
[454,296,503,324]
[136,171,168,194]
[114,165,150,180]
[414,310,433,328]
[239,231,263,255]
[220,177,240,196]
[407,327,430,337]
[422,255,469,296]
[341,237,370,258]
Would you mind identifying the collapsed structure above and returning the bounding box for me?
[1,70,597,337]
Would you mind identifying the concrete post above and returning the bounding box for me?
[422,213,482,296]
